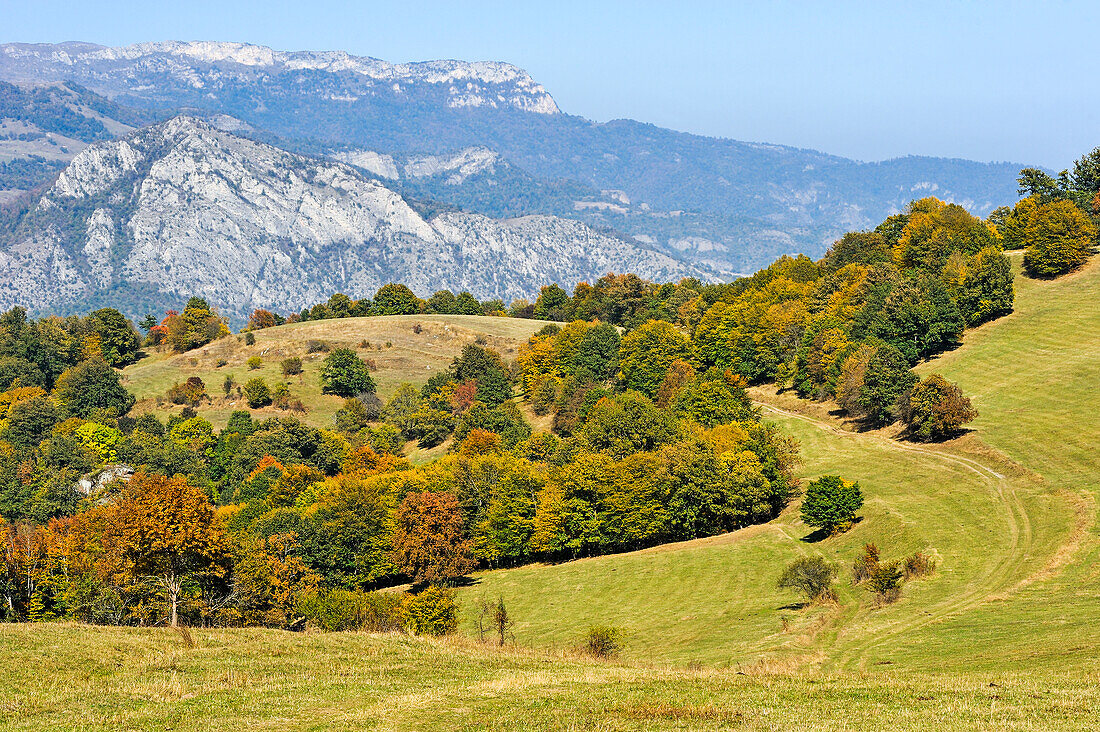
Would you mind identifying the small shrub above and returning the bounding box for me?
[869,561,904,606]
[272,382,291,409]
[584,625,625,659]
[281,357,303,377]
[412,323,423,334]
[244,332,256,346]
[222,374,235,397]
[166,376,206,406]
[903,551,936,580]
[307,339,331,353]
[852,543,880,585]
[384,341,392,348]
[474,335,488,345]
[243,378,271,408]
[247,356,262,370]
[475,596,515,646]
[403,586,458,636]
[215,358,228,367]
[778,556,838,603]
[363,358,378,372]
[359,339,370,348]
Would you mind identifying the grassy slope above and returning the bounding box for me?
[7,257,1099,729]
[121,315,544,430]
[456,255,1096,674]
[3,623,1098,731]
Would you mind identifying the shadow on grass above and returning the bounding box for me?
[800,516,863,543]
[777,602,809,611]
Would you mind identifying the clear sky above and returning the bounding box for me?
[2,0,1095,168]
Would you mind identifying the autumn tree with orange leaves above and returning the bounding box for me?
[390,491,475,586]
[106,472,227,626]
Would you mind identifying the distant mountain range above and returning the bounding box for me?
[0,115,702,321]
[0,40,1030,315]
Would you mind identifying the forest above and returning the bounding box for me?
[1,151,1097,633]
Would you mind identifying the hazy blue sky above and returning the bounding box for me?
[3,1,1095,168]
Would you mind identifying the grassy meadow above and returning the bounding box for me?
[3,623,1099,731]
[120,314,545,430]
[6,256,1099,729]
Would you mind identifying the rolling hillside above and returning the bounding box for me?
[121,314,546,433]
[4,255,1098,730]
[453,255,1099,673]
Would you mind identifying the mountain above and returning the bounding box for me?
[0,115,705,321]
[0,80,154,204]
[0,41,1027,274]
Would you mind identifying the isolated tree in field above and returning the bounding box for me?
[112,472,227,626]
[902,374,977,440]
[777,556,838,603]
[320,348,375,397]
[1022,199,1096,277]
[800,475,863,535]
[390,491,475,585]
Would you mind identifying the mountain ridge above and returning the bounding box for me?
[0,114,706,321]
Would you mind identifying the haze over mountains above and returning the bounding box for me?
[0,40,1027,318]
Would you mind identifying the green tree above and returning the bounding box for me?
[533,284,570,321]
[52,358,135,418]
[1022,199,1096,278]
[800,475,863,535]
[858,344,917,424]
[372,283,421,315]
[902,374,977,440]
[572,323,620,380]
[2,396,59,449]
[618,320,693,398]
[320,349,375,397]
[426,290,458,314]
[453,291,484,315]
[451,344,511,406]
[85,308,141,367]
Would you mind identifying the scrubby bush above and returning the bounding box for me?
[778,556,838,603]
[584,625,626,659]
[852,543,880,585]
[903,551,936,580]
[868,561,904,606]
[243,378,271,408]
[281,357,303,377]
[247,356,262,370]
[166,376,206,406]
[306,339,330,353]
[244,331,256,346]
[800,475,863,535]
[402,586,458,636]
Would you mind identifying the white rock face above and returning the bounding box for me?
[0,116,706,318]
[0,41,561,115]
